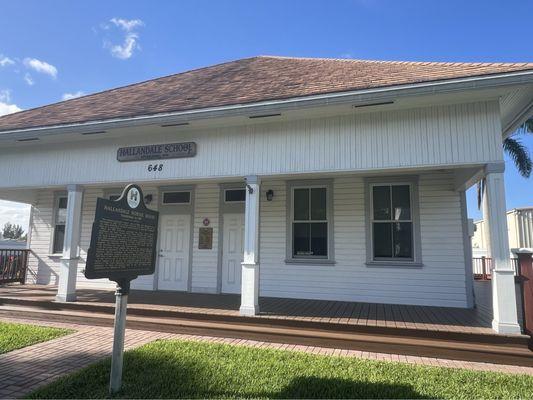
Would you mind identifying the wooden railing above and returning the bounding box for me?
[0,249,29,284]
[472,257,519,280]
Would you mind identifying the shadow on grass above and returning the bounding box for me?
[271,376,428,399]
[29,347,428,399]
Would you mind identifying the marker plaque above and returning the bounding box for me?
[85,184,159,281]
[84,184,159,395]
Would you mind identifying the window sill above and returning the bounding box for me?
[285,259,336,266]
[48,253,63,258]
[365,261,423,268]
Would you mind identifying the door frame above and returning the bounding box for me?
[217,182,246,293]
[155,185,195,292]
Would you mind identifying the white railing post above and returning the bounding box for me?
[56,185,83,302]
[483,165,521,334]
[239,175,261,316]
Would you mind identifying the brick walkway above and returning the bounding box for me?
[0,317,532,399]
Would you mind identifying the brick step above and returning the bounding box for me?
[1,304,531,367]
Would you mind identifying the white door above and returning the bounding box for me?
[157,214,190,291]
[222,213,245,294]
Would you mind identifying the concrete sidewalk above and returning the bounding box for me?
[0,316,532,399]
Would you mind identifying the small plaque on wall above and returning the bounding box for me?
[198,227,213,249]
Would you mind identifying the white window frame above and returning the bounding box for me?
[50,192,68,255]
[286,179,335,264]
[161,190,192,205]
[365,176,422,267]
[224,188,246,203]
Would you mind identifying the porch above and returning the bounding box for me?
[0,283,496,334]
[0,282,531,367]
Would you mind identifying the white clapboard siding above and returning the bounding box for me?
[0,101,502,189]
[190,184,219,293]
[27,173,468,307]
[259,172,468,307]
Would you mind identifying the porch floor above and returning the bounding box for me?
[0,282,498,335]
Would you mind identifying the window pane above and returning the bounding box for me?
[293,223,311,256]
[373,186,391,220]
[392,185,411,220]
[56,199,68,225]
[53,225,65,254]
[225,189,246,202]
[393,222,413,258]
[58,197,68,209]
[163,191,191,204]
[310,188,327,220]
[293,189,309,220]
[310,222,328,256]
[373,222,392,258]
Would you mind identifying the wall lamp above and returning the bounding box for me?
[266,189,274,201]
[144,194,153,205]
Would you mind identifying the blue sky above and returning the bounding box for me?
[0,0,532,231]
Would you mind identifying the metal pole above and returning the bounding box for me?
[109,279,130,395]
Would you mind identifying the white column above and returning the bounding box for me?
[483,165,521,334]
[240,175,261,316]
[56,185,84,302]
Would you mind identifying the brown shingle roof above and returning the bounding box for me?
[1,56,532,132]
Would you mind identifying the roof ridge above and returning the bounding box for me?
[257,55,533,67]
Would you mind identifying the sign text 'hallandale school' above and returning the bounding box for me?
[117,142,197,162]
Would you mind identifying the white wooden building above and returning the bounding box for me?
[0,56,531,334]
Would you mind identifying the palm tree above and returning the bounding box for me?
[477,117,532,208]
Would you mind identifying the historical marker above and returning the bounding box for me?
[85,184,159,394]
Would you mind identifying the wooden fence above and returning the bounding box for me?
[472,257,519,280]
[0,249,29,284]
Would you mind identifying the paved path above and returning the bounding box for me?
[0,316,532,398]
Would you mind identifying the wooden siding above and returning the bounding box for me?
[27,172,468,307]
[259,172,467,307]
[191,184,220,293]
[0,101,502,189]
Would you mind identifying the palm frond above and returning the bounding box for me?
[524,118,533,133]
[476,179,485,210]
[503,137,532,178]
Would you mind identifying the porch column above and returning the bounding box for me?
[240,175,261,316]
[483,165,520,334]
[56,185,84,302]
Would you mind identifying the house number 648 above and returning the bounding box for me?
[147,164,163,172]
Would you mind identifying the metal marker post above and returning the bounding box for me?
[109,279,130,395]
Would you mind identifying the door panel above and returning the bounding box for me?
[157,214,190,291]
[222,213,245,294]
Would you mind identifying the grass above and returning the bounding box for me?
[0,321,73,354]
[28,339,533,399]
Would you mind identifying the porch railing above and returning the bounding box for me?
[0,249,29,284]
[472,256,519,280]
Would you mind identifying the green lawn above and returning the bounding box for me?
[28,339,533,399]
[0,321,73,354]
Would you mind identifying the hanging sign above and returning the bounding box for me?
[117,142,197,162]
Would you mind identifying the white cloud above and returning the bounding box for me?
[24,73,34,86]
[23,57,58,79]
[62,91,85,100]
[0,55,15,67]
[110,17,144,32]
[0,200,31,234]
[103,18,144,60]
[0,89,22,116]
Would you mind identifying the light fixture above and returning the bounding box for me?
[161,122,189,127]
[352,101,394,109]
[266,189,274,201]
[144,194,153,205]
[249,113,281,119]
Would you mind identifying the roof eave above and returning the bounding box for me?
[1,69,533,141]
